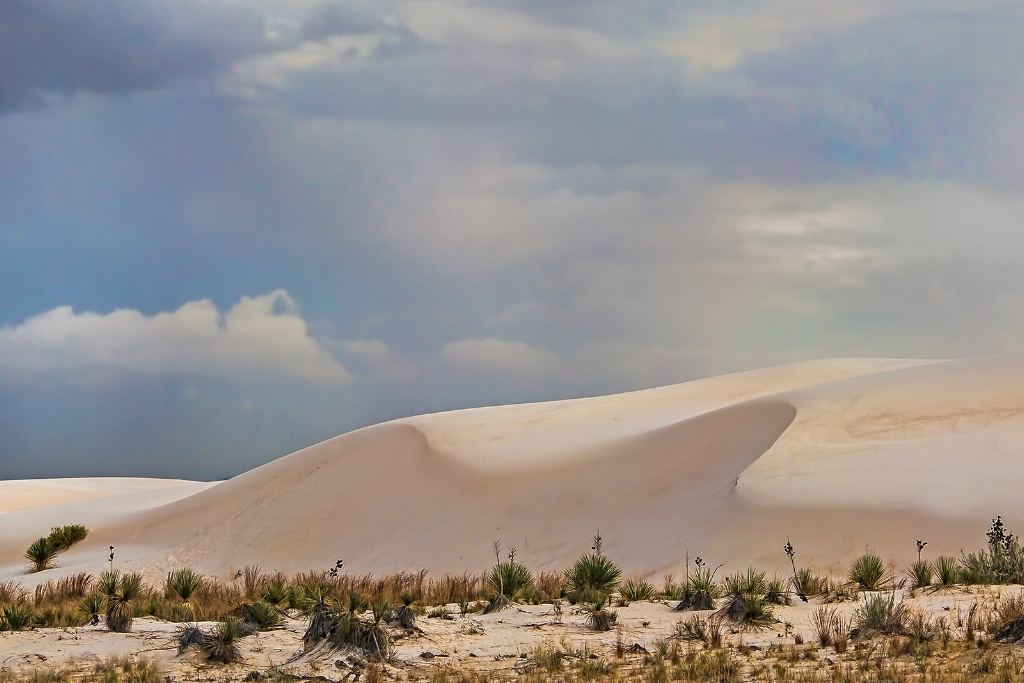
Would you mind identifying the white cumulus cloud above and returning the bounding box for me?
[0,290,353,387]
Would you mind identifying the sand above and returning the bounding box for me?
[2,355,1023,585]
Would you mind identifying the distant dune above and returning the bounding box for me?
[3,355,1023,585]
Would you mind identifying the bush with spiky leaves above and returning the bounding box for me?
[585,596,617,631]
[485,560,533,612]
[25,537,59,573]
[79,593,105,624]
[934,556,960,588]
[262,578,289,606]
[620,577,655,602]
[241,601,283,630]
[2,603,33,631]
[724,567,766,600]
[201,617,248,663]
[675,564,720,611]
[848,553,887,590]
[908,560,933,589]
[396,591,419,629]
[564,553,622,603]
[167,568,203,604]
[764,576,789,605]
[791,568,828,599]
[101,570,143,633]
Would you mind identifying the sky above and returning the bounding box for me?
[2,0,1024,480]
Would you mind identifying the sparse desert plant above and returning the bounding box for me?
[564,553,622,603]
[848,552,887,590]
[25,537,59,573]
[854,592,907,635]
[201,617,248,663]
[717,593,774,629]
[811,605,839,646]
[908,560,933,589]
[0,580,26,604]
[584,596,617,631]
[1,603,34,631]
[676,615,709,641]
[240,565,267,601]
[620,577,655,602]
[675,559,720,611]
[47,524,88,552]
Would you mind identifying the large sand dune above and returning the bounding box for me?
[3,355,1023,585]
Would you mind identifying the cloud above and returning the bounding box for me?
[0,291,353,387]
[0,0,273,113]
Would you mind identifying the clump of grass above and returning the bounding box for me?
[854,592,907,636]
[848,552,888,590]
[790,567,828,600]
[764,575,790,605]
[79,593,105,625]
[261,577,289,606]
[620,577,655,602]
[166,568,203,619]
[584,596,617,631]
[25,537,59,573]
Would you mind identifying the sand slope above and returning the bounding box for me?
[3,355,1024,584]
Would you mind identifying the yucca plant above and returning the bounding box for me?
[166,568,203,619]
[620,578,655,602]
[764,576,790,605]
[240,600,283,630]
[724,567,766,600]
[791,568,827,599]
[675,561,720,611]
[2,603,34,631]
[201,617,247,663]
[934,555,960,588]
[485,559,533,613]
[102,570,143,633]
[848,553,887,590]
[177,624,207,654]
[79,593,105,625]
[261,578,289,606]
[907,560,933,589]
[25,537,59,573]
[303,590,334,646]
[585,596,617,631]
[396,591,419,628]
[565,554,622,603]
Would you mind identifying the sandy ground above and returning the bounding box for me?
[3,355,1024,587]
[0,587,1018,681]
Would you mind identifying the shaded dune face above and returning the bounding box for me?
[110,399,797,575]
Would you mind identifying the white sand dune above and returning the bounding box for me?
[3,355,1024,585]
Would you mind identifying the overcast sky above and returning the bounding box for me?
[2,0,1023,479]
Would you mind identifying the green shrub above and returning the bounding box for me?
[934,556,960,587]
[848,553,887,590]
[102,571,143,633]
[764,576,789,605]
[25,537,59,573]
[47,525,88,552]
[724,567,766,600]
[487,560,533,601]
[241,601,283,630]
[564,554,622,602]
[261,578,289,606]
[791,568,828,599]
[166,568,203,606]
[620,578,655,602]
